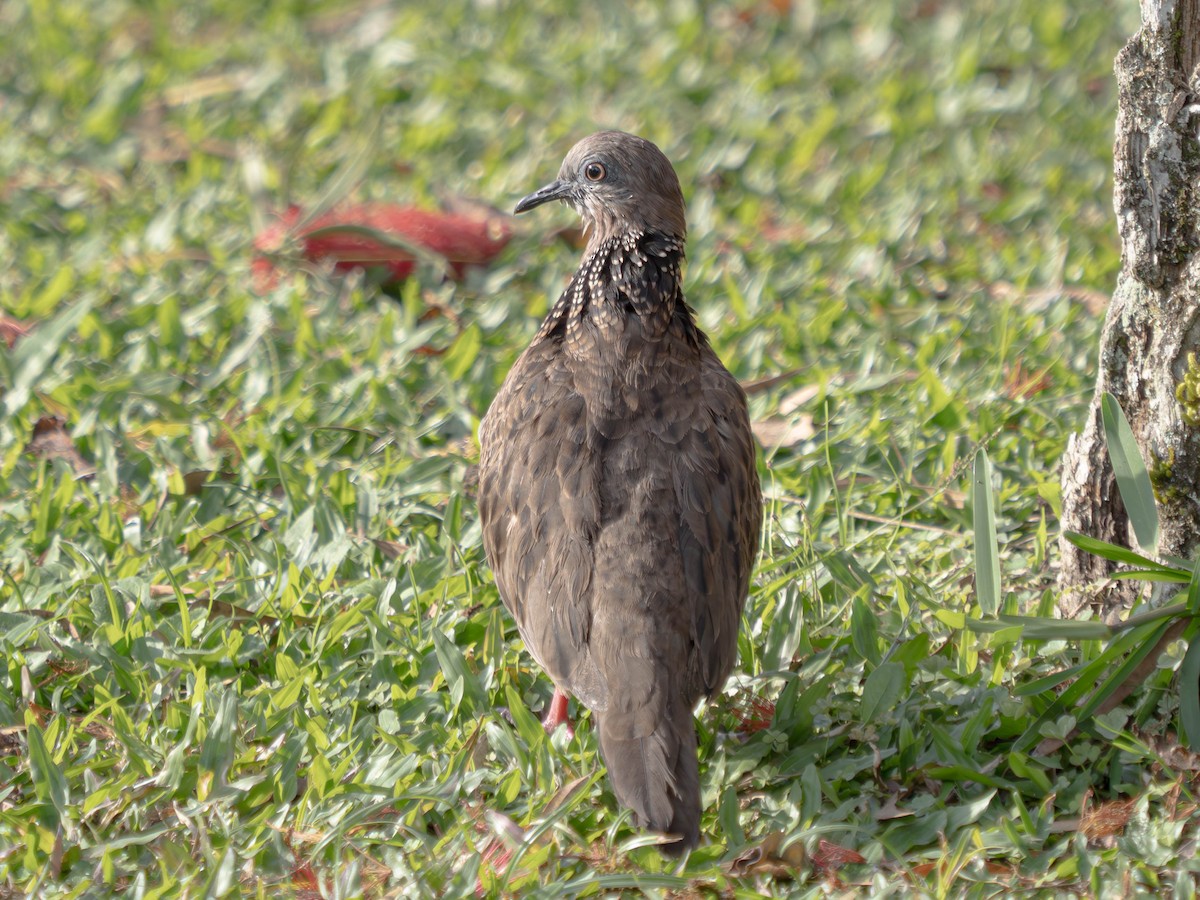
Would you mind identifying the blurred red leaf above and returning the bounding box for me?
[1003,360,1052,401]
[732,694,776,735]
[253,203,512,290]
[0,316,30,348]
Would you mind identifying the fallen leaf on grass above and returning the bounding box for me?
[1140,728,1200,772]
[751,383,820,448]
[729,831,808,878]
[740,369,804,396]
[179,470,216,496]
[731,694,776,735]
[810,838,866,871]
[874,794,915,820]
[734,0,793,24]
[253,203,512,290]
[1004,361,1053,401]
[987,281,1109,316]
[287,862,321,898]
[752,415,816,449]
[371,538,409,560]
[911,859,1010,881]
[779,384,821,415]
[1081,797,1135,841]
[24,415,95,477]
[543,774,592,816]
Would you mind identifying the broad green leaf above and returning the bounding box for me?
[1007,751,1053,794]
[504,683,546,749]
[1016,662,1087,697]
[762,586,806,671]
[283,506,317,567]
[972,449,1001,616]
[1179,637,1200,750]
[849,594,881,666]
[25,716,68,827]
[1101,392,1159,551]
[443,323,483,380]
[432,628,485,714]
[202,846,238,898]
[3,293,95,416]
[95,824,172,851]
[199,689,238,791]
[861,661,905,721]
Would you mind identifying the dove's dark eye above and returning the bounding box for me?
[584,162,606,182]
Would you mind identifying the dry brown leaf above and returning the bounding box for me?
[875,794,915,820]
[543,774,592,816]
[149,583,204,599]
[1082,797,1136,841]
[25,416,95,477]
[1140,729,1200,772]
[266,822,326,844]
[740,368,804,396]
[810,838,866,871]
[191,598,295,628]
[371,538,408,560]
[1003,361,1053,401]
[252,202,512,290]
[987,280,1109,316]
[180,470,216,495]
[780,384,820,415]
[752,415,816,448]
[728,831,808,878]
[941,488,967,509]
[161,71,256,106]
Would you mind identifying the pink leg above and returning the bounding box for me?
[542,688,573,737]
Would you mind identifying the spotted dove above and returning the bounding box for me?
[478,131,761,854]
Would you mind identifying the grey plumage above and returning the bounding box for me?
[479,131,761,854]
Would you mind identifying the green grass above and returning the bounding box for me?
[5,0,1198,896]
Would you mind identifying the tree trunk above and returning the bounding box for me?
[1059,0,1200,618]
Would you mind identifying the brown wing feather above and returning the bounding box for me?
[674,348,762,700]
[478,339,609,710]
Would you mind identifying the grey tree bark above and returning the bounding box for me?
[1059,0,1200,618]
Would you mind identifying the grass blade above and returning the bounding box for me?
[1063,532,1186,576]
[972,449,1000,616]
[25,716,69,829]
[1101,392,1159,551]
[1180,637,1200,750]
[1013,620,1171,752]
[1188,556,1200,615]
